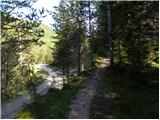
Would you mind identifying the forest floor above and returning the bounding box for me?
[90,63,159,119]
[1,64,64,119]
[68,59,110,119]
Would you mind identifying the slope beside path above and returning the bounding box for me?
[1,64,63,119]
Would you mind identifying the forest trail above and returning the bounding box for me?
[1,64,63,119]
[68,59,110,119]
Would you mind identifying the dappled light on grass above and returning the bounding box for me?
[105,92,120,98]
[16,110,33,119]
[15,76,84,119]
[150,62,159,68]
[2,71,44,102]
[90,64,159,119]
[95,58,111,68]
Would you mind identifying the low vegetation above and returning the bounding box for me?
[31,24,57,64]
[1,1,158,119]
[15,76,85,119]
[2,72,45,102]
[90,64,159,119]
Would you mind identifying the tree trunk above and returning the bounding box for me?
[30,77,37,100]
[106,1,114,65]
[5,61,10,98]
[77,30,84,75]
[89,1,93,69]
[118,39,122,64]
[66,54,70,83]
[27,65,37,101]
[62,63,65,85]
[76,1,84,75]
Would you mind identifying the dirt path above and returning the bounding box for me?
[1,64,63,119]
[68,59,110,119]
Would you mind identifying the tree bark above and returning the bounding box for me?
[106,1,114,65]
[77,29,84,75]
[118,39,122,64]
[76,1,84,75]
[62,63,65,85]
[89,1,93,69]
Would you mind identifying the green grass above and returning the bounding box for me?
[15,76,84,119]
[2,72,44,102]
[36,70,49,78]
[32,72,44,87]
[25,72,45,89]
[90,65,159,119]
[151,61,159,68]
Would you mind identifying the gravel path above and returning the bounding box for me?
[1,64,63,119]
[68,69,100,119]
[68,59,110,119]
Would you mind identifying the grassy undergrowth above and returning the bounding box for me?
[90,64,159,119]
[16,71,46,95]
[15,75,84,119]
[18,69,50,94]
[2,72,44,102]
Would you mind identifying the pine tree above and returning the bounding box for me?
[1,0,45,100]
